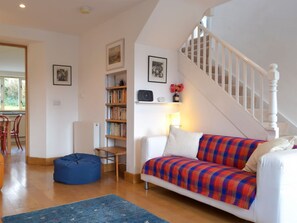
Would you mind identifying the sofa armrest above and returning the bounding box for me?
[256,149,297,223]
[141,135,167,167]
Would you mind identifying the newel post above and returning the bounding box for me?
[267,64,279,137]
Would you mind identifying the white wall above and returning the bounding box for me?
[0,24,79,158]
[210,0,297,129]
[137,0,229,49]
[46,38,79,157]
[78,0,159,173]
[181,77,245,137]
[134,43,181,172]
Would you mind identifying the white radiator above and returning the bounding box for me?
[73,121,100,154]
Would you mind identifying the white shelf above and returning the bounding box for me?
[135,101,181,104]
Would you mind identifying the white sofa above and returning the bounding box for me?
[140,135,297,223]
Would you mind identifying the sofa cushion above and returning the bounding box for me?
[198,134,264,169]
[243,136,296,173]
[142,156,256,209]
[163,126,203,159]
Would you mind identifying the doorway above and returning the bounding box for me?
[0,43,27,155]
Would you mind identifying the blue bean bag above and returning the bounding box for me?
[53,153,101,185]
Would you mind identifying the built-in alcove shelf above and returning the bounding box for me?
[135,101,182,105]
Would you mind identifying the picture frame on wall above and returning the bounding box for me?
[106,38,125,71]
[148,56,167,83]
[53,64,72,86]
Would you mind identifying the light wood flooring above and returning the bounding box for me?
[0,147,251,223]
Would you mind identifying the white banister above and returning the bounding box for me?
[243,62,247,110]
[260,76,264,123]
[228,51,232,95]
[251,68,255,117]
[197,26,201,68]
[215,40,219,83]
[208,37,212,77]
[203,33,207,71]
[235,57,240,103]
[221,45,226,88]
[191,31,194,62]
[267,64,280,132]
[180,24,279,136]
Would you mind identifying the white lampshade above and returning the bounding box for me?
[167,112,181,128]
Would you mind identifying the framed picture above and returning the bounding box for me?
[148,56,167,83]
[53,65,72,86]
[106,38,125,71]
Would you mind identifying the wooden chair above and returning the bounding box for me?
[0,115,9,154]
[11,114,23,150]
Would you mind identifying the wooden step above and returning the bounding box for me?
[188,35,210,46]
[183,48,210,59]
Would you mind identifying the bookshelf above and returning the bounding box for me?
[99,70,127,177]
[105,72,127,142]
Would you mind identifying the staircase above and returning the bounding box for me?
[180,24,280,139]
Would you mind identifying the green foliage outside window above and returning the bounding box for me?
[1,77,25,111]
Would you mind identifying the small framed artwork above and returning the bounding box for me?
[53,65,72,86]
[148,56,167,83]
[106,38,125,71]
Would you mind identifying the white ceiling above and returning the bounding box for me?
[0,0,146,35]
[0,0,147,73]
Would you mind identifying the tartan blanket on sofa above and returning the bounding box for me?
[198,134,263,169]
[142,156,256,209]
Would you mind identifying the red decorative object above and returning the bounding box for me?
[170,83,184,102]
[170,83,184,93]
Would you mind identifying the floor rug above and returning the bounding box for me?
[2,194,168,223]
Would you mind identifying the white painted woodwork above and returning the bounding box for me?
[180,24,279,137]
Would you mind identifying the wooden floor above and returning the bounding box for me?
[0,147,250,223]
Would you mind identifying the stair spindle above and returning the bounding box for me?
[197,26,201,68]
[180,24,279,138]
[221,46,226,88]
[215,40,219,84]
[251,68,255,117]
[203,32,207,72]
[243,62,247,110]
[267,64,280,136]
[235,57,240,103]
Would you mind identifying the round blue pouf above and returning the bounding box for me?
[53,153,101,185]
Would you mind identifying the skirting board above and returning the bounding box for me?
[124,171,141,184]
[26,156,141,184]
[26,156,57,166]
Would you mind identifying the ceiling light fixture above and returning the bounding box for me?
[80,6,91,14]
[19,3,26,8]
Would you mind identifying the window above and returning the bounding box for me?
[201,16,208,28]
[0,77,25,111]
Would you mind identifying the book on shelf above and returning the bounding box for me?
[107,123,127,137]
[107,89,127,104]
[110,107,126,120]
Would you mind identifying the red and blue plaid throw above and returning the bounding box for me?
[198,134,264,169]
[142,156,256,209]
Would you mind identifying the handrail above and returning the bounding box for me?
[180,24,279,136]
[198,25,267,77]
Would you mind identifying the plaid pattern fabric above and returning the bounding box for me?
[198,134,264,169]
[142,156,256,209]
